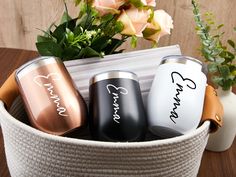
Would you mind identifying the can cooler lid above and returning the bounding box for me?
[90,70,139,85]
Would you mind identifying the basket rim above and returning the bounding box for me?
[0,101,210,148]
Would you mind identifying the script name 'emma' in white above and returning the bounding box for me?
[106,84,128,124]
[33,73,68,117]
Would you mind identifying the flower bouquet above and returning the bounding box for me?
[36,0,173,61]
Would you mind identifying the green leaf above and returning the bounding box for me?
[212,76,223,86]
[229,65,236,71]
[215,57,225,64]
[211,48,223,57]
[60,11,72,24]
[36,28,53,38]
[45,23,56,35]
[227,40,235,49]
[101,14,113,23]
[232,72,236,77]
[221,79,232,90]
[208,63,218,73]
[90,36,109,51]
[114,21,124,33]
[206,19,214,25]
[61,46,80,61]
[204,12,213,17]
[217,24,224,29]
[143,28,159,38]
[202,47,212,55]
[36,41,62,57]
[77,47,101,58]
[74,0,82,6]
[37,35,54,43]
[73,25,84,36]
[193,8,199,15]
[148,9,154,22]
[208,40,217,50]
[129,0,144,8]
[78,14,91,29]
[218,65,230,78]
[65,28,74,43]
[225,51,235,60]
[202,39,211,47]
[52,25,66,43]
[77,4,98,29]
[78,2,87,18]
[213,35,220,38]
[234,27,236,31]
[228,75,235,80]
[103,38,126,55]
[131,36,138,48]
[220,51,235,62]
[202,49,214,62]
[52,18,77,43]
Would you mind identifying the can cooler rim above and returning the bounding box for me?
[90,70,139,85]
[161,55,203,66]
[15,56,61,80]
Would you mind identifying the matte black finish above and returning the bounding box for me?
[89,77,147,142]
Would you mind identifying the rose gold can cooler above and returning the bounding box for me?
[15,56,87,135]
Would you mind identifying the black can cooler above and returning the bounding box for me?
[89,71,147,142]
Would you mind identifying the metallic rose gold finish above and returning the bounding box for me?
[15,57,87,135]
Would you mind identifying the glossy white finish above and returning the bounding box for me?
[147,58,207,134]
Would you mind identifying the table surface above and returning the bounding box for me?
[0,48,235,177]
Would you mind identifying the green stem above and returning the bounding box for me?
[191,1,209,41]
[192,0,217,62]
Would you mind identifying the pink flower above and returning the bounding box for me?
[118,8,150,37]
[141,0,156,7]
[93,0,126,16]
[144,10,173,42]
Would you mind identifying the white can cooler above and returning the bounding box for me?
[147,55,207,136]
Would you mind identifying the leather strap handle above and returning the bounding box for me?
[201,85,224,133]
[0,71,19,110]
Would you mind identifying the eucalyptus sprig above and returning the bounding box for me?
[192,0,236,90]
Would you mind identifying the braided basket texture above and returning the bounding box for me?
[0,46,210,176]
[0,98,210,177]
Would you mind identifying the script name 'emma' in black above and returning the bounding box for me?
[170,72,196,124]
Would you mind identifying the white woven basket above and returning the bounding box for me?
[0,98,210,177]
[0,46,210,177]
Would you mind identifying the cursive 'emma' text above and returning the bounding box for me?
[106,84,128,124]
[33,73,68,117]
[170,72,196,124]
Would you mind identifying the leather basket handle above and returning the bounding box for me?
[201,85,224,133]
[0,71,19,110]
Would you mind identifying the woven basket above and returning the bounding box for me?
[0,46,211,177]
[0,98,210,177]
